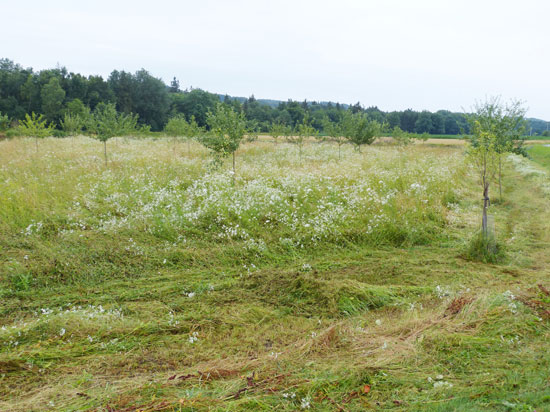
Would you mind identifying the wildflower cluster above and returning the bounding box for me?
[57,146,464,251]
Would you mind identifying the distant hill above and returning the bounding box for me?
[527,118,550,135]
[216,94,350,109]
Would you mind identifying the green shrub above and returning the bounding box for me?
[464,231,505,263]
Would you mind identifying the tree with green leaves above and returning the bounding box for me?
[164,114,202,155]
[392,126,412,146]
[66,98,91,120]
[321,115,345,160]
[287,114,317,161]
[0,112,10,132]
[165,114,190,155]
[18,112,54,151]
[89,103,138,164]
[60,113,84,137]
[467,121,500,239]
[41,77,66,123]
[341,111,381,152]
[202,103,248,180]
[468,97,527,199]
[269,120,290,145]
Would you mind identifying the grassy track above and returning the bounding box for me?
[1,137,549,411]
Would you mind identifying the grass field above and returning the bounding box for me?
[1,137,550,411]
[528,145,550,169]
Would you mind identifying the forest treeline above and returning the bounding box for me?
[0,58,547,135]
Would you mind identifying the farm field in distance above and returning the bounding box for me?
[1,137,550,411]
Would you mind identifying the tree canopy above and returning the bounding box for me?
[0,58,545,137]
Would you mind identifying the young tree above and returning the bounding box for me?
[186,115,202,155]
[18,112,54,151]
[60,113,83,137]
[165,114,189,155]
[202,103,248,181]
[89,103,138,164]
[321,116,346,160]
[342,111,381,152]
[0,112,10,132]
[392,126,412,146]
[269,120,289,145]
[468,97,527,199]
[467,121,500,238]
[287,114,317,161]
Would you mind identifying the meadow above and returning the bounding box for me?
[1,137,549,411]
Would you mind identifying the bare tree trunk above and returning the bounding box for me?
[35,137,38,152]
[188,139,191,156]
[104,141,107,165]
[482,184,490,237]
[338,143,341,161]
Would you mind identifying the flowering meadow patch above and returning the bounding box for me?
[17,139,467,253]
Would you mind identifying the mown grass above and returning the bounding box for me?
[528,144,550,169]
[1,137,549,411]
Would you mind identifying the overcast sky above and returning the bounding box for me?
[2,0,549,119]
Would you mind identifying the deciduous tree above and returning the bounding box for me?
[202,103,248,181]
[89,103,138,164]
[18,112,54,151]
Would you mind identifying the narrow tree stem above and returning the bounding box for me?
[232,151,236,185]
[482,185,489,237]
[499,157,502,200]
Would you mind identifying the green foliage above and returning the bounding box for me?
[164,114,201,151]
[41,77,66,122]
[202,103,248,157]
[170,89,219,127]
[0,111,10,131]
[287,114,317,160]
[467,121,500,237]
[66,98,91,120]
[392,126,412,146]
[186,115,202,139]
[164,114,189,137]
[414,110,434,134]
[468,97,527,156]
[108,69,170,131]
[320,115,346,159]
[18,112,54,139]
[60,113,84,136]
[135,124,152,137]
[245,120,260,143]
[89,102,138,142]
[467,124,500,187]
[341,111,381,151]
